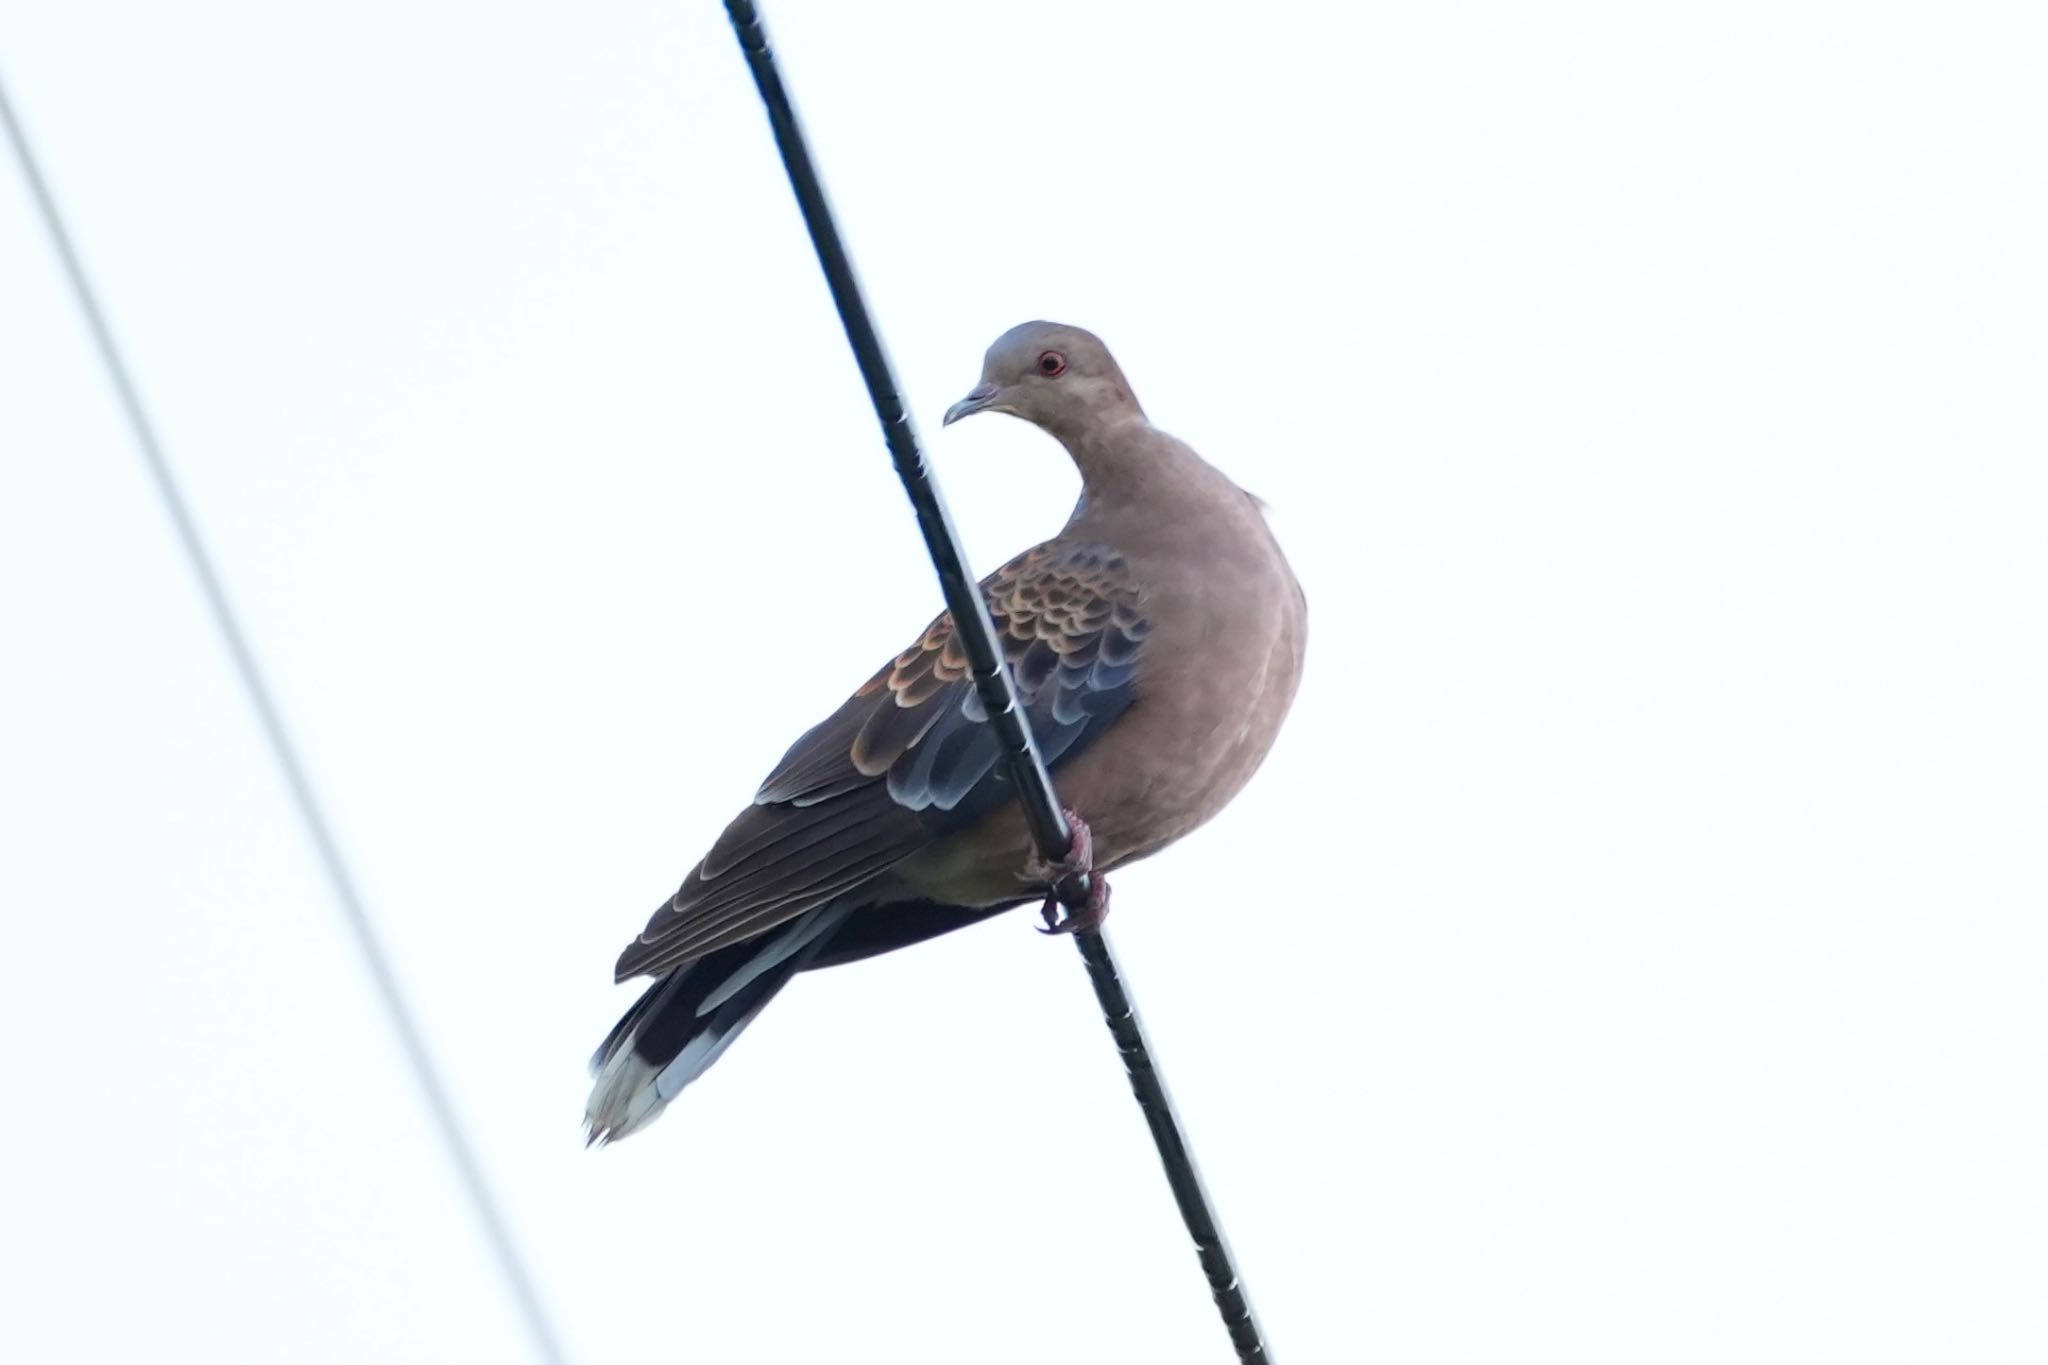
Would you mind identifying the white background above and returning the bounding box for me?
[3,2,2044,1361]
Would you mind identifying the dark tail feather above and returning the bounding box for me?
[585,902,852,1143]
[801,896,1020,970]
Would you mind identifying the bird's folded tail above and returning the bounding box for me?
[585,901,854,1144]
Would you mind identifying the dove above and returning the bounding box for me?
[586,321,1306,1142]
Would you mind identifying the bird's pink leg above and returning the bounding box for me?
[1035,809,1112,935]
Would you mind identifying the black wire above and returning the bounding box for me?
[0,72,573,1365]
[719,0,1078,873]
[720,5,1272,1359]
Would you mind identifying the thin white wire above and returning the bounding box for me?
[0,69,572,1365]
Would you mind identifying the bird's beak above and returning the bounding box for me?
[942,381,1001,427]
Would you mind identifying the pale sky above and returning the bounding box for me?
[3,2,2044,1362]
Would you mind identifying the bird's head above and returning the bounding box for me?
[942,321,1143,440]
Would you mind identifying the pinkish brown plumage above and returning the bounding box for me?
[587,321,1306,1142]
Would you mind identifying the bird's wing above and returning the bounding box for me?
[613,541,1150,980]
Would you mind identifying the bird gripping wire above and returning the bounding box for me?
[721,4,1271,1360]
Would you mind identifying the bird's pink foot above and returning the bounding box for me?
[1034,810,1112,935]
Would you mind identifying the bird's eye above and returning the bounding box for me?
[1037,350,1067,376]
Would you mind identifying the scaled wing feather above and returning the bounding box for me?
[613,542,1148,980]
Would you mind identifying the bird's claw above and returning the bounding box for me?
[1034,810,1111,935]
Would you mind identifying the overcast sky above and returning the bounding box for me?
[3,2,2044,1362]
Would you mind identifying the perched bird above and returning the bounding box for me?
[586,321,1307,1142]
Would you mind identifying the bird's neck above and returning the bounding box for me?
[1062,417,1229,529]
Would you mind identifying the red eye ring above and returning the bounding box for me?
[1037,350,1067,376]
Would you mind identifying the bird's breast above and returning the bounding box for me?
[1057,519,1307,869]
[892,477,1306,908]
